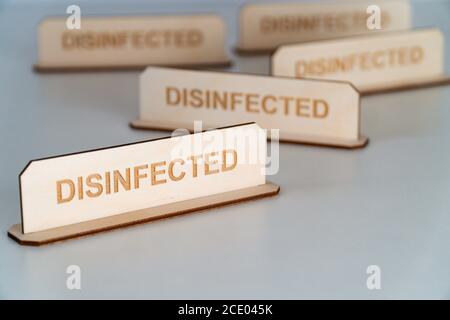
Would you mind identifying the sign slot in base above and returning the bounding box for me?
[130,120,368,149]
[360,75,450,96]
[8,182,280,246]
[33,61,232,73]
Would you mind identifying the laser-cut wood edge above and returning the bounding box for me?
[8,182,280,246]
[359,76,450,95]
[234,46,275,56]
[33,60,232,73]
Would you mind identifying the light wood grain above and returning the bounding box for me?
[18,123,267,234]
[135,67,365,148]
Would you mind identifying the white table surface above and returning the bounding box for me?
[1,0,449,299]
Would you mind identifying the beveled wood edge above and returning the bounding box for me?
[33,60,233,73]
[360,76,450,96]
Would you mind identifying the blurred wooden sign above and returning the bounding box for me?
[34,14,230,72]
[131,67,368,148]
[236,0,410,53]
[272,28,450,94]
[8,123,279,245]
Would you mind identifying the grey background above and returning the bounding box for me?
[0,0,449,299]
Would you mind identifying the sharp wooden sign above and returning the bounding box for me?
[8,123,279,245]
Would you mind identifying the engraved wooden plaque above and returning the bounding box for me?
[272,28,450,94]
[8,123,279,245]
[131,67,368,148]
[35,14,230,71]
[237,0,411,53]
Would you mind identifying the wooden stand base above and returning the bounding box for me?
[33,60,232,73]
[130,119,368,149]
[360,75,450,95]
[8,182,280,246]
[234,46,275,56]
[278,133,368,149]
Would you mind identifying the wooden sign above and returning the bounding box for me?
[35,14,230,72]
[8,123,279,245]
[131,67,367,148]
[236,0,411,53]
[272,28,450,94]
